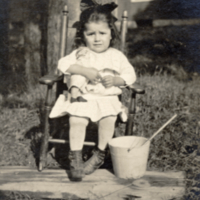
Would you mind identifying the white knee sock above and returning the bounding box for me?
[98,116,117,151]
[69,117,89,151]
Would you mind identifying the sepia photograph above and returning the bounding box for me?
[0,0,200,199]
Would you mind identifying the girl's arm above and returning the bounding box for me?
[102,52,136,88]
[58,50,102,83]
[67,64,102,83]
[118,53,136,86]
[58,50,77,74]
[66,64,88,76]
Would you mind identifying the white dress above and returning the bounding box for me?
[70,47,123,95]
[49,47,136,122]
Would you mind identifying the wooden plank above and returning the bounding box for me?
[0,166,185,200]
[116,18,200,30]
[153,18,200,27]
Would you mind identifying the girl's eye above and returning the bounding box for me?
[100,32,106,35]
[87,33,94,36]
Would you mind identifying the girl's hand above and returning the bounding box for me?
[102,76,125,88]
[84,68,102,84]
[102,75,115,88]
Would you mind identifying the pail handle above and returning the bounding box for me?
[128,114,177,152]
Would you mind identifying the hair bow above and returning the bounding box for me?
[80,0,118,22]
[80,0,98,12]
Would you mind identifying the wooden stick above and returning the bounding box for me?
[128,114,177,152]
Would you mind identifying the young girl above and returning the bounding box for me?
[49,2,136,181]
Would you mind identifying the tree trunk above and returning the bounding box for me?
[66,0,81,55]
[24,0,49,87]
[47,0,68,74]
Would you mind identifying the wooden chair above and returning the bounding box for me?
[38,5,145,171]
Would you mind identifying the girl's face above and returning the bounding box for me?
[83,21,112,53]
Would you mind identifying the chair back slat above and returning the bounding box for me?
[56,5,69,75]
[120,10,128,54]
[60,5,68,59]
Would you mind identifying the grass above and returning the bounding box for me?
[0,85,45,167]
[0,73,200,199]
[137,74,200,200]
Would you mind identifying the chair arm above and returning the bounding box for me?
[127,83,145,94]
[39,74,64,86]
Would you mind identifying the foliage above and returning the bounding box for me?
[127,25,200,78]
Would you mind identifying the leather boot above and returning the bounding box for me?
[84,147,105,175]
[68,150,85,181]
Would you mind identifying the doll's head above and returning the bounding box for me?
[74,3,118,52]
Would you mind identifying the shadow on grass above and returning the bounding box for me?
[24,114,114,171]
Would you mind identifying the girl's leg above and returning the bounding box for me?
[68,116,89,181]
[70,86,81,100]
[84,116,117,175]
[98,116,117,150]
[69,116,89,150]
[70,75,87,103]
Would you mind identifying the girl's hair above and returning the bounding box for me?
[73,5,119,49]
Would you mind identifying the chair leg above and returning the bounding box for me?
[38,106,51,172]
[125,92,136,136]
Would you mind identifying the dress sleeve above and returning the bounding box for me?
[57,50,77,75]
[119,52,137,86]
